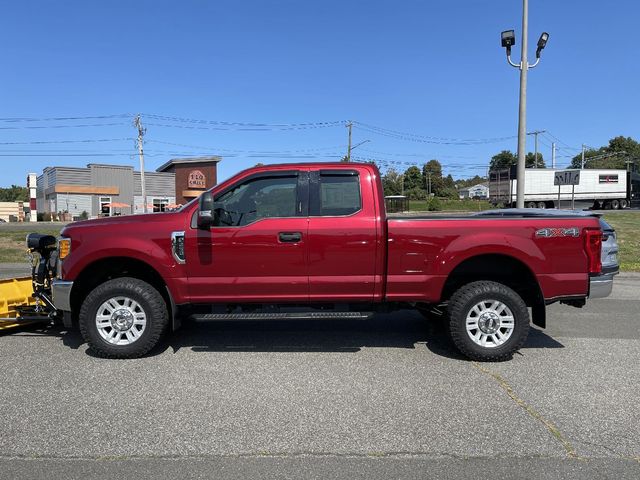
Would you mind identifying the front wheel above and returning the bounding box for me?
[79,277,169,358]
[447,281,530,361]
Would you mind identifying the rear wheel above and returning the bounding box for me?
[611,199,620,210]
[447,281,530,361]
[537,202,546,209]
[620,199,629,209]
[527,202,537,208]
[79,277,169,358]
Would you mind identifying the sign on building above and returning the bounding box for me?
[188,170,206,189]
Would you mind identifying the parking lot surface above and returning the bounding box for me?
[0,272,638,479]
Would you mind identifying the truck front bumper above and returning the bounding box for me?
[588,273,615,299]
[51,279,73,311]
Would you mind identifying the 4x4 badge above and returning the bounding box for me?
[535,227,580,238]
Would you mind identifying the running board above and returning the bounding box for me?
[193,311,374,321]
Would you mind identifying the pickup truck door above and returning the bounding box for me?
[185,170,309,302]
[307,169,379,301]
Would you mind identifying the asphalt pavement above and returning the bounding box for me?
[0,270,638,479]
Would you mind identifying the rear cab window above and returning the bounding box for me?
[311,170,362,216]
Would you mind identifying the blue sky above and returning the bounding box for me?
[1,0,638,187]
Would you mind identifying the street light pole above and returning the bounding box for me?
[527,129,545,168]
[346,121,353,162]
[501,1,549,208]
[516,0,529,205]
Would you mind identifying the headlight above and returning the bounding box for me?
[58,237,71,260]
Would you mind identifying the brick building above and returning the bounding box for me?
[156,156,221,205]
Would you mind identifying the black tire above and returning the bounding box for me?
[526,202,537,208]
[447,281,530,361]
[79,277,169,359]
[537,202,546,209]
[611,199,620,210]
[620,199,628,209]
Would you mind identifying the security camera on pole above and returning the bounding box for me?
[501,0,549,208]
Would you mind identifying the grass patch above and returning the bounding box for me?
[0,227,62,263]
[409,198,493,212]
[602,212,640,272]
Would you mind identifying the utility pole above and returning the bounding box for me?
[134,114,147,213]
[426,170,432,196]
[581,144,586,169]
[551,142,556,169]
[527,130,545,168]
[346,121,353,162]
[501,2,550,207]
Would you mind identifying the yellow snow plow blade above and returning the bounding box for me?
[0,277,37,331]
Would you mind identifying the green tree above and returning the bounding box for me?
[381,168,403,196]
[439,174,459,199]
[422,159,443,196]
[489,150,517,170]
[0,185,29,202]
[569,136,640,169]
[489,150,544,170]
[456,175,486,189]
[403,166,423,193]
[405,187,427,200]
[525,152,545,168]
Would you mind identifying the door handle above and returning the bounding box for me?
[278,232,302,243]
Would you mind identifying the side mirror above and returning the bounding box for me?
[197,192,215,229]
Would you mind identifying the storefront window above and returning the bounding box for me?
[99,197,111,217]
[153,198,169,213]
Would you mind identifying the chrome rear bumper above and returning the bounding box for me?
[589,273,615,299]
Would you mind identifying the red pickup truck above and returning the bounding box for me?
[50,162,612,360]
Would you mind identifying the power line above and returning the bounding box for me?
[541,131,581,151]
[0,122,130,130]
[0,153,133,157]
[146,139,345,154]
[141,113,347,130]
[358,148,478,159]
[0,114,132,123]
[353,121,517,145]
[0,138,134,145]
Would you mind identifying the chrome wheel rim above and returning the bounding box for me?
[95,296,147,345]
[465,299,515,348]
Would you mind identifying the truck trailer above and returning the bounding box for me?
[489,166,640,209]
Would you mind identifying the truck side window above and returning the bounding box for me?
[319,173,361,216]
[213,175,298,227]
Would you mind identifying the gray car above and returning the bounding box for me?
[599,218,619,275]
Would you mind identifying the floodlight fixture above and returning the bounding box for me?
[501,30,516,50]
[536,32,549,58]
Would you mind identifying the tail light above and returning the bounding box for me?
[584,229,602,275]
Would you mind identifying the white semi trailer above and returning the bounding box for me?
[489,167,639,209]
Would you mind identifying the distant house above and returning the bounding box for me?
[459,183,489,199]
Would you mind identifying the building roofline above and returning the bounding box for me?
[156,156,222,172]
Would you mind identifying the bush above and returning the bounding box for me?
[427,197,442,211]
[438,187,460,200]
[79,210,89,220]
[405,187,427,200]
